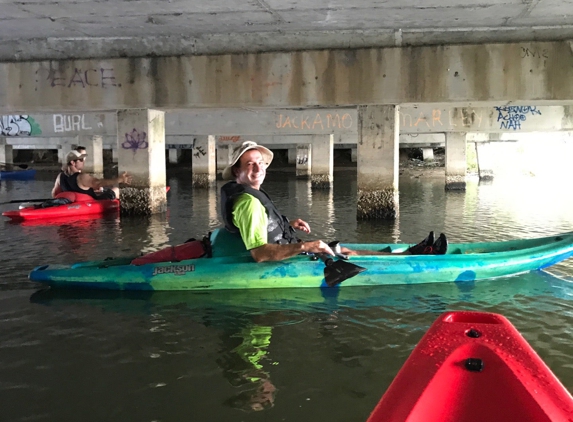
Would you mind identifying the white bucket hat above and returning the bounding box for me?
[222,141,274,180]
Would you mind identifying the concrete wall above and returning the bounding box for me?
[3,105,573,139]
[2,41,573,113]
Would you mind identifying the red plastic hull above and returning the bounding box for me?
[2,192,119,221]
[367,311,573,422]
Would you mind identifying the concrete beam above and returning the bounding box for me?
[5,28,573,63]
[3,104,573,140]
[3,41,573,113]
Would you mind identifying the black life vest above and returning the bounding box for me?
[220,181,299,245]
[59,172,97,199]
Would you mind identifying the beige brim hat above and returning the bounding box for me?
[222,141,274,180]
[65,150,87,164]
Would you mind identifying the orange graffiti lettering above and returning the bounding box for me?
[219,136,241,142]
[341,113,353,129]
[414,112,431,129]
[327,114,340,128]
[312,114,324,130]
[301,116,310,129]
[401,114,413,127]
[432,109,443,126]
[282,116,292,128]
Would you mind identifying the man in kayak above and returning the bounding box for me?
[51,150,131,199]
[220,141,446,262]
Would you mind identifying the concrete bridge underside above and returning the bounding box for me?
[2,41,573,113]
[3,30,573,217]
[2,0,573,63]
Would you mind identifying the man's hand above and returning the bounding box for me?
[120,172,132,184]
[290,218,311,233]
[302,240,334,256]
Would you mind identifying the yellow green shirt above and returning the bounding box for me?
[232,193,268,250]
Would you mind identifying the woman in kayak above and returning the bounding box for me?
[51,150,132,200]
[220,141,447,263]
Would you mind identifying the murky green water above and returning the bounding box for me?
[1,168,573,421]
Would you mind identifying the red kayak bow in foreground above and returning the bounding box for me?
[368,311,573,422]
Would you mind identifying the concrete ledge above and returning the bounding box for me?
[3,27,573,62]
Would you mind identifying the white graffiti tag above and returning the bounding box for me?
[53,114,93,133]
[0,115,32,136]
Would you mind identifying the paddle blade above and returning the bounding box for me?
[324,260,367,287]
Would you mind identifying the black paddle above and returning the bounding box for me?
[0,198,51,206]
[316,253,367,287]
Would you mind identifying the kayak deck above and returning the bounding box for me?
[367,311,573,421]
[28,230,573,291]
[3,195,119,221]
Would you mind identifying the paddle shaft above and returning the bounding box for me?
[0,162,29,169]
[0,198,51,205]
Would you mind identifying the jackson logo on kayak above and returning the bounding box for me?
[152,264,195,276]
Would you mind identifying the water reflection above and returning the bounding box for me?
[191,186,220,235]
[3,168,573,421]
[28,270,573,416]
[310,187,336,240]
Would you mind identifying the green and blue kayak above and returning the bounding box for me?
[29,229,573,291]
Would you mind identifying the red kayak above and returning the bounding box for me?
[368,311,573,422]
[2,192,119,221]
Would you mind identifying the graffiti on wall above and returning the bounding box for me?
[37,67,120,89]
[494,106,542,130]
[275,113,353,130]
[193,146,206,159]
[218,136,242,143]
[53,114,93,133]
[297,155,309,165]
[401,109,484,129]
[0,115,42,136]
[122,129,148,152]
[520,47,549,59]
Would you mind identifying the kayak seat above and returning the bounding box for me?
[450,248,462,254]
[38,198,72,208]
[131,240,207,265]
[55,191,94,203]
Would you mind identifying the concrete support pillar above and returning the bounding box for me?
[357,105,399,219]
[217,144,234,173]
[117,109,166,215]
[475,141,495,181]
[77,135,104,175]
[112,147,118,163]
[192,135,216,188]
[422,147,434,161]
[310,135,333,189]
[168,148,181,164]
[296,144,312,178]
[58,139,75,165]
[351,147,357,163]
[445,132,467,191]
[288,147,297,164]
[0,138,13,168]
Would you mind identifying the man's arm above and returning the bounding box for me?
[51,174,62,198]
[77,172,131,190]
[250,240,334,263]
[233,194,334,262]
